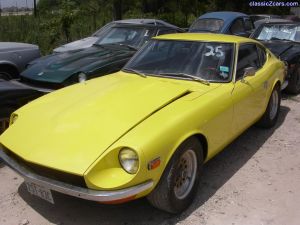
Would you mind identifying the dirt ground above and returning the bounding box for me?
[0,94,300,225]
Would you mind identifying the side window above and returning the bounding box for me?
[157,29,177,35]
[236,44,260,80]
[230,18,246,34]
[257,45,267,67]
[244,18,254,31]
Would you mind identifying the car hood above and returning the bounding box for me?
[21,45,135,84]
[0,73,212,175]
[53,36,99,53]
[262,40,300,59]
[0,42,39,52]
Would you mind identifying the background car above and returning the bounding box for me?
[0,42,40,80]
[0,33,285,214]
[53,19,180,53]
[189,11,254,37]
[251,20,300,94]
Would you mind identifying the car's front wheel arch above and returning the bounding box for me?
[147,136,205,213]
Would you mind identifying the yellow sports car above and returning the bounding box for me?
[0,33,285,213]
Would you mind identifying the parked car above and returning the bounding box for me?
[0,33,285,213]
[20,19,183,91]
[53,19,181,53]
[0,42,40,80]
[0,19,183,134]
[251,20,300,94]
[189,11,254,37]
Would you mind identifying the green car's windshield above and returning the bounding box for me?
[94,26,156,48]
[123,40,234,82]
[254,24,300,42]
[189,19,224,32]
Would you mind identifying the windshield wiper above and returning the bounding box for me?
[118,43,138,50]
[158,72,210,85]
[122,68,147,78]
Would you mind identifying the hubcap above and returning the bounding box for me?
[0,118,10,134]
[174,150,197,200]
[269,90,279,120]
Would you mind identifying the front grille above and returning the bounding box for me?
[3,147,86,188]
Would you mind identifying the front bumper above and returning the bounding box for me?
[0,147,153,202]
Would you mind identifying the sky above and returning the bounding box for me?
[0,0,38,8]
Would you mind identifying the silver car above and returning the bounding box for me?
[0,42,41,80]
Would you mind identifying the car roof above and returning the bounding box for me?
[113,19,181,29]
[254,18,293,27]
[198,11,248,21]
[154,33,258,44]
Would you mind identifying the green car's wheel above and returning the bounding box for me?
[256,84,281,128]
[147,137,203,214]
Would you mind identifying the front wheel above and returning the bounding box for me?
[256,85,281,128]
[147,137,203,214]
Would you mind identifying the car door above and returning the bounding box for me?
[231,43,269,134]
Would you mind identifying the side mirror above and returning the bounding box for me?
[243,67,256,78]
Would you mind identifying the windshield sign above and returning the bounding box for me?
[190,19,224,32]
[124,40,234,82]
[255,24,300,42]
[95,27,155,48]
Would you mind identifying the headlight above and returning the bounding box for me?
[10,114,18,125]
[119,148,139,174]
[78,72,87,83]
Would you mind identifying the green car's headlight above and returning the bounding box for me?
[78,72,87,83]
[119,148,139,174]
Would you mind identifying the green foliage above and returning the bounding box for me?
[0,0,292,54]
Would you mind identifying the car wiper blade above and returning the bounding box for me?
[118,43,138,50]
[158,72,210,85]
[122,68,147,78]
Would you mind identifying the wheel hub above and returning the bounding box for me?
[174,150,197,199]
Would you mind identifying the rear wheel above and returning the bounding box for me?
[256,85,281,128]
[147,137,203,214]
[286,67,300,94]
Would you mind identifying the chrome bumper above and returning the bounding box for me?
[0,147,153,202]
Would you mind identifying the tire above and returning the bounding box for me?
[0,107,15,134]
[0,67,18,80]
[286,67,300,94]
[256,84,281,128]
[147,137,203,214]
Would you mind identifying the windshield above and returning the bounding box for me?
[254,24,300,42]
[94,26,155,48]
[189,19,224,32]
[124,40,234,82]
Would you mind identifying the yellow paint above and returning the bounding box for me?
[0,34,285,199]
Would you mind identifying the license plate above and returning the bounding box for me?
[25,182,54,204]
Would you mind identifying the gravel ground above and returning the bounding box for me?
[0,94,300,225]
